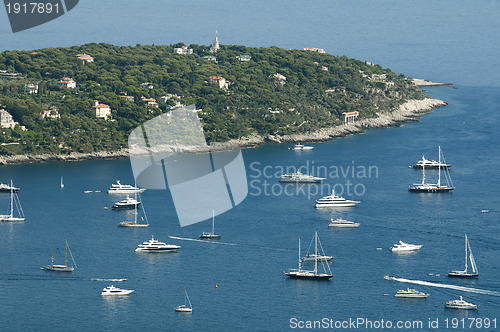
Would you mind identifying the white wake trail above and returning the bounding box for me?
[389,277,500,296]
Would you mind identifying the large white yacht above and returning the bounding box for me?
[107,180,146,194]
[112,195,141,210]
[280,171,325,183]
[445,296,478,310]
[410,155,451,169]
[135,236,180,252]
[390,240,422,252]
[314,190,360,208]
[394,288,429,298]
[101,285,134,296]
[328,218,360,228]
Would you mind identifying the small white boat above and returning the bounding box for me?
[199,210,221,239]
[101,285,134,296]
[135,236,180,252]
[60,176,64,188]
[314,190,360,208]
[0,181,25,222]
[445,296,478,310]
[394,288,429,298]
[290,143,314,151]
[107,180,146,194]
[0,182,19,192]
[390,240,422,252]
[280,171,325,183]
[328,218,360,228]
[41,239,77,272]
[83,190,92,194]
[175,290,193,313]
[481,209,489,213]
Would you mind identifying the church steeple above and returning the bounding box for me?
[210,31,220,53]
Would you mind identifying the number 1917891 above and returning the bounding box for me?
[5,2,60,14]
[445,318,496,329]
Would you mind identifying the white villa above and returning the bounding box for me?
[92,100,112,120]
[173,46,193,55]
[57,77,76,89]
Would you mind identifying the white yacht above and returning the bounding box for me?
[328,218,360,228]
[175,290,193,313]
[280,171,325,183]
[112,195,141,210]
[394,288,429,298]
[118,193,149,227]
[390,240,422,252]
[290,144,314,151]
[314,190,360,208]
[135,236,180,252]
[410,155,451,169]
[445,296,478,310]
[107,180,146,194]
[101,285,134,296]
[0,182,19,192]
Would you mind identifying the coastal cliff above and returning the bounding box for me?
[0,98,446,165]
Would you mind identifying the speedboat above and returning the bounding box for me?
[314,190,360,208]
[328,218,360,228]
[394,288,429,298]
[390,240,422,252]
[101,285,134,296]
[135,236,180,252]
[107,180,146,194]
[445,296,478,310]
[301,254,333,262]
[290,144,314,151]
[112,195,141,210]
[279,171,325,183]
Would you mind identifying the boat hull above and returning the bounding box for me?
[394,294,429,298]
[118,222,148,227]
[42,265,74,272]
[447,272,479,278]
[280,179,324,183]
[315,203,358,208]
[112,203,140,210]
[285,272,333,280]
[328,223,360,228]
[108,189,146,194]
[409,187,454,193]
[0,217,25,222]
[445,304,478,310]
[199,234,221,239]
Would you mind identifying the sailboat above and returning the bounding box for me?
[60,176,64,188]
[285,232,333,280]
[0,180,25,222]
[42,239,77,272]
[117,192,149,227]
[409,146,454,192]
[175,289,193,312]
[448,234,479,278]
[199,210,221,239]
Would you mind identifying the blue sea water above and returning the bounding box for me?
[1,1,499,330]
[0,86,499,331]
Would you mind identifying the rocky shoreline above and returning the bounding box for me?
[412,78,453,87]
[0,98,447,165]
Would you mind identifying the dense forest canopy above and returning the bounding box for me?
[0,43,426,155]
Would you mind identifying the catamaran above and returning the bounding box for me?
[285,232,333,280]
[175,290,193,312]
[41,240,77,272]
[0,180,25,222]
[199,210,221,239]
[409,146,454,192]
[117,192,149,227]
[448,234,478,278]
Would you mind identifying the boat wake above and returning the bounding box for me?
[168,236,291,252]
[91,278,127,282]
[387,276,500,296]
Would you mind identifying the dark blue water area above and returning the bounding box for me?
[0,86,498,331]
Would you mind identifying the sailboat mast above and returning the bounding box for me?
[438,146,442,187]
[212,210,215,235]
[314,232,318,275]
[422,164,426,185]
[134,191,138,224]
[65,240,68,267]
[9,180,14,217]
[298,238,301,270]
[464,234,468,272]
